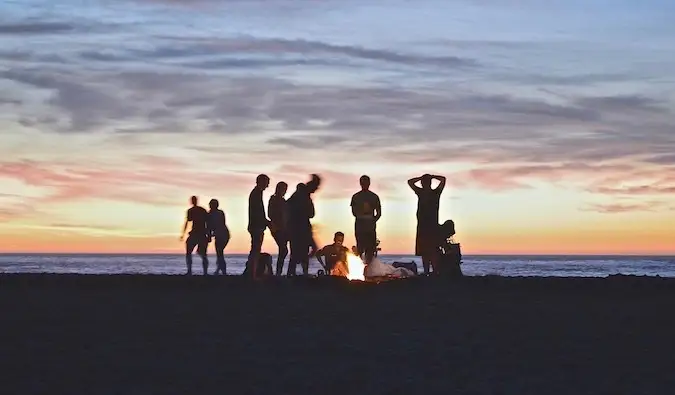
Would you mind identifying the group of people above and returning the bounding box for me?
[179,172,447,279]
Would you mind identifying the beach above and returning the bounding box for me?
[1,274,674,394]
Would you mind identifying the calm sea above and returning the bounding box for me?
[0,254,674,277]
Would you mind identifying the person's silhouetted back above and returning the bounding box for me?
[268,181,289,276]
[208,199,230,275]
[180,196,209,275]
[350,175,381,264]
[408,174,446,274]
[247,174,270,279]
[287,181,315,276]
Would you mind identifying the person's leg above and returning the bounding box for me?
[247,231,264,279]
[355,229,364,259]
[363,230,376,264]
[215,237,226,275]
[422,256,431,275]
[197,237,209,275]
[287,236,298,276]
[273,231,288,276]
[185,235,197,275]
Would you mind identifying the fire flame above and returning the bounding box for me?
[345,253,366,281]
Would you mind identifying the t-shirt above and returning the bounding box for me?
[248,187,267,233]
[317,244,349,271]
[208,209,229,238]
[351,190,381,232]
[267,194,288,232]
[187,206,208,236]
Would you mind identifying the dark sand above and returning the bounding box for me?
[1,274,674,394]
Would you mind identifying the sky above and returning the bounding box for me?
[1,0,674,254]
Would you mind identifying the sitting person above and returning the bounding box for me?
[315,232,349,275]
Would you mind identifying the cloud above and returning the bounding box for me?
[581,201,670,214]
[0,22,75,35]
[0,158,253,209]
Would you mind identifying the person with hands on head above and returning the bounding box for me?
[408,173,446,274]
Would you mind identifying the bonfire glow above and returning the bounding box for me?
[346,253,366,281]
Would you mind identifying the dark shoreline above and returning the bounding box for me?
[2,274,674,394]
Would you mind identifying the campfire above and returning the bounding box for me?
[330,253,366,281]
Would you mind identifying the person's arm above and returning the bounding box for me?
[407,176,423,192]
[180,210,190,241]
[350,194,358,218]
[267,197,277,231]
[314,247,326,269]
[433,175,446,192]
[308,198,315,219]
[374,194,382,222]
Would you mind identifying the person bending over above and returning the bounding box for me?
[180,195,209,275]
[350,175,381,264]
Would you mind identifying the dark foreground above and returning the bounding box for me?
[1,274,674,394]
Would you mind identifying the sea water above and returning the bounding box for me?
[1,254,674,277]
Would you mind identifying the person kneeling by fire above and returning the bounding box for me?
[315,231,350,276]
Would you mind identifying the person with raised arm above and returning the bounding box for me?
[408,174,446,274]
[180,195,210,275]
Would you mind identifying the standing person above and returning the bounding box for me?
[408,174,446,274]
[268,181,289,276]
[180,196,209,275]
[247,174,270,279]
[350,175,381,264]
[208,199,230,275]
[286,174,321,276]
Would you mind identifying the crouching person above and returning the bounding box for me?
[315,232,349,276]
[242,252,274,277]
[435,220,463,277]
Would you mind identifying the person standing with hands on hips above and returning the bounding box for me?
[350,175,381,264]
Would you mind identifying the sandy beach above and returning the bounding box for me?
[1,274,674,394]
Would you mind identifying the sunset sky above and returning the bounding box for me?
[1,0,674,254]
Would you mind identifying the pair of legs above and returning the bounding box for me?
[288,232,311,276]
[355,229,377,264]
[186,233,208,275]
[246,230,264,279]
[213,234,229,275]
[416,222,438,275]
[272,230,289,276]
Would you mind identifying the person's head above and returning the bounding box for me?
[351,245,358,255]
[307,174,321,194]
[421,174,432,189]
[275,181,288,197]
[208,199,219,211]
[256,174,270,190]
[296,182,307,192]
[333,231,345,246]
[359,175,370,190]
[190,195,198,206]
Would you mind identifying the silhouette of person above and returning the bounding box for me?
[180,196,209,275]
[315,231,349,274]
[408,174,446,274]
[268,181,289,276]
[287,181,315,276]
[350,175,381,264]
[208,199,230,275]
[247,174,270,279]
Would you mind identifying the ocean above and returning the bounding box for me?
[1,254,674,277]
